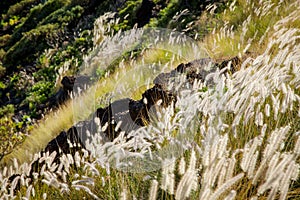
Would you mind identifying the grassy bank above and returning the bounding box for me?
[1,0,300,199]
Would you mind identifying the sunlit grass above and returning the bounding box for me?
[2,0,300,199]
[204,0,300,59]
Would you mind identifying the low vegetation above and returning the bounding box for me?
[1,0,300,199]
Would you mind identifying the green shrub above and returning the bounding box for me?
[9,0,70,46]
[0,48,6,61]
[4,24,60,69]
[70,0,90,7]
[33,64,56,82]
[0,104,14,118]
[6,0,41,19]
[149,0,178,27]
[148,0,206,34]
[0,34,12,48]
[27,81,53,104]
[0,0,20,16]
[39,5,84,26]
[114,0,142,30]
[1,0,40,32]
[0,104,25,161]
[25,81,54,117]
[0,81,6,90]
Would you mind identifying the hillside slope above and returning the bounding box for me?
[0,0,220,160]
[1,0,300,199]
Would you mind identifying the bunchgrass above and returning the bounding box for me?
[1,0,300,199]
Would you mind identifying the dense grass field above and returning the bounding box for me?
[1,0,300,199]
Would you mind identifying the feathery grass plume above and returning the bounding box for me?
[43,193,47,200]
[224,190,237,200]
[72,184,99,200]
[175,149,198,200]
[240,137,262,178]
[178,157,186,175]
[293,133,300,156]
[199,133,230,199]
[13,158,18,172]
[239,125,300,198]
[217,160,228,187]
[148,179,158,200]
[263,126,289,161]
[84,161,100,177]
[161,157,176,195]
[119,186,128,200]
[93,12,117,47]
[25,184,33,200]
[72,178,95,186]
[257,154,299,198]
[74,151,81,168]
[209,173,244,200]
[279,160,299,200]
[225,155,237,181]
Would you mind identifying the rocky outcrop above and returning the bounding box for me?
[42,56,241,158]
[49,75,92,107]
[8,56,241,186]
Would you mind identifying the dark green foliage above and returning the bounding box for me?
[26,81,53,106]
[0,0,21,16]
[70,0,91,8]
[0,0,41,47]
[4,24,59,69]
[5,0,41,20]
[34,59,56,82]
[8,0,69,46]
[0,104,25,161]
[0,104,15,118]
[0,35,11,48]
[39,5,84,26]
[116,0,143,30]
[3,2,87,70]
[149,0,207,30]
[149,0,179,27]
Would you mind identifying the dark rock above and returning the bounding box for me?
[136,0,155,27]
[61,75,91,92]
[93,85,177,141]
[216,56,241,74]
[176,58,216,84]
[49,75,92,107]
[154,58,216,91]
[142,85,176,109]
[44,127,85,160]
[52,88,69,106]
[96,98,148,140]
[153,71,179,91]
[176,58,214,73]
[28,126,87,181]
[73,75,92,92]
[171,57,240,86]
[7,174,21,192]
[61,76,76,91]
[129,99,147,127]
